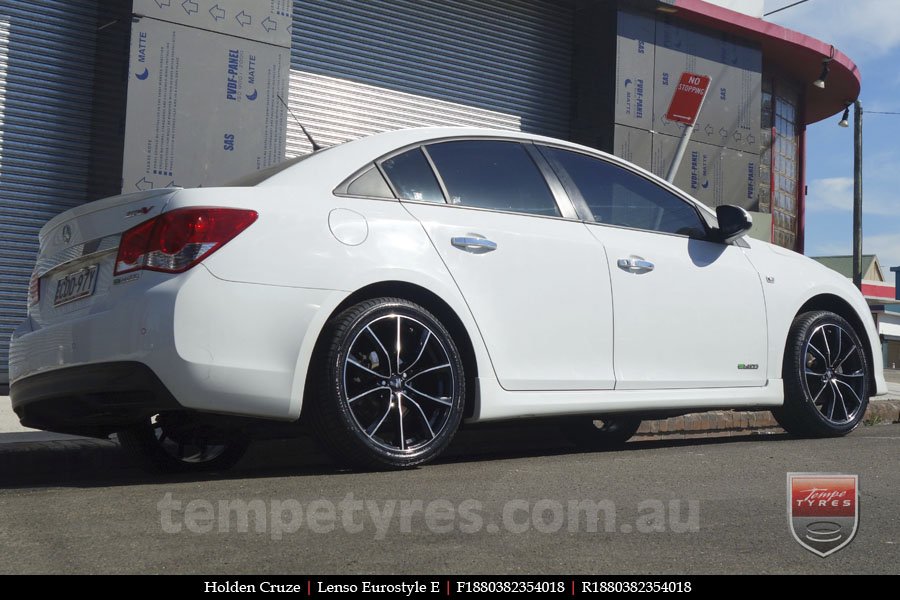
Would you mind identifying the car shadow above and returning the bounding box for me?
[0,421,797,490]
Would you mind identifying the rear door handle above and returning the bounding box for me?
[451,236,498,253]
[617,257,654,273]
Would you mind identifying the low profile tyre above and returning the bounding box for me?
[311,297,466,470]
[117,414,249,474]
[774,310,870,437]
[562,416,642,449]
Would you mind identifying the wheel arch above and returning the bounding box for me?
[792,294,876,393]
[302,281,481,420]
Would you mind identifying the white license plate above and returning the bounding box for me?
[53,264,99,307]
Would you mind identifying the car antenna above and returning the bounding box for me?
[277,94,323,152]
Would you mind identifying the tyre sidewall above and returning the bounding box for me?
[323,299,466,468]
[783,311,869,436]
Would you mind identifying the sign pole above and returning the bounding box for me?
[665,94,706,183]
[664,73,711,184]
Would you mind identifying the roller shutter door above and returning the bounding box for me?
[0,1,99,383]
[288,0,574,156]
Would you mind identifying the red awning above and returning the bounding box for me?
[671,0,861,124]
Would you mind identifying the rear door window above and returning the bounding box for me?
[425,140,560,217]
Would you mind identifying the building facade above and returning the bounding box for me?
[813,255,900,370]
[0,0,862,382]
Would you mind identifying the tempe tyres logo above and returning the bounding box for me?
[787,473,858,557]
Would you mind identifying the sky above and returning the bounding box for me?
[763,0,900,275]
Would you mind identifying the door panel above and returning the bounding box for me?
[589,224,768,389]
[404,203,614,390]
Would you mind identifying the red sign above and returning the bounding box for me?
[665,72,711,125]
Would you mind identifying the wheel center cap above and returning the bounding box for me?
[389,375,404,391]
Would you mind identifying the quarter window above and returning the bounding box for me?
[541,146,707,237]
[346,166,394,198]
[381,148,445,203]
[426,140,560,217]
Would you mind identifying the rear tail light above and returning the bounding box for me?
[115,207,257,275]
[27,270,40,308]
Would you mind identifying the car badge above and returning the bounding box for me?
[788,473,858,557]
[126,206,154,218]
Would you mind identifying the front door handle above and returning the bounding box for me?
[617,257,655,273]
[451,236,498,253]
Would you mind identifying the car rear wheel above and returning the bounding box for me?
[562,416,642,449]
[774,310,870,437]
[117,414,249,473]
[310,297,466,470]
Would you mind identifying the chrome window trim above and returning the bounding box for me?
[524,142,578,220]
[394,196,585,224]
[333,133,743,241]
[419,145,451,204]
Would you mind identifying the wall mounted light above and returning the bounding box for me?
[838,105,850,127]
[814,60,831,89]
[814,46,837,89]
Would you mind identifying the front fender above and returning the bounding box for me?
[743,241,885,395]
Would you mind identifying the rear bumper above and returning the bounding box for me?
[10,362,182,437]
[9,266,343,424]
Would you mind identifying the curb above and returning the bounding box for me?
[864,399,900,425]
[1,401,898,481]
[0,437,126,481]
[634,399,900,440]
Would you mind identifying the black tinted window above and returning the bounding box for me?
[381,148,445,203]
[541,146,706,236]
[426,141,560,217]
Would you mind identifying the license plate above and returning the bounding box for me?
[53,264,99,307]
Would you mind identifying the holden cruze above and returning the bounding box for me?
[9,128,886,472]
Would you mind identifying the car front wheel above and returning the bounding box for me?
[311,297,466,470]
[774,310,870,437]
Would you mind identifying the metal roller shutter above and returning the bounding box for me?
[0,1,99,383]
[288,0,574,156]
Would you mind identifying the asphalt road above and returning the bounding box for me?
[0,424,897,575]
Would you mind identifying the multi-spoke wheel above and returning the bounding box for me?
[311,297,466,469]
[562,416,641,449]
[774,311,870,437]
[117,414,249,473]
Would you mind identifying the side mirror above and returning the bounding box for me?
[714,205,753,244]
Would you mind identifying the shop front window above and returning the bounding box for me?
[771,80,801,250]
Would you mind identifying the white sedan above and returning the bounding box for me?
[9,128,886,472]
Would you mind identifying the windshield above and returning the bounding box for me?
[224,148,332,186]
